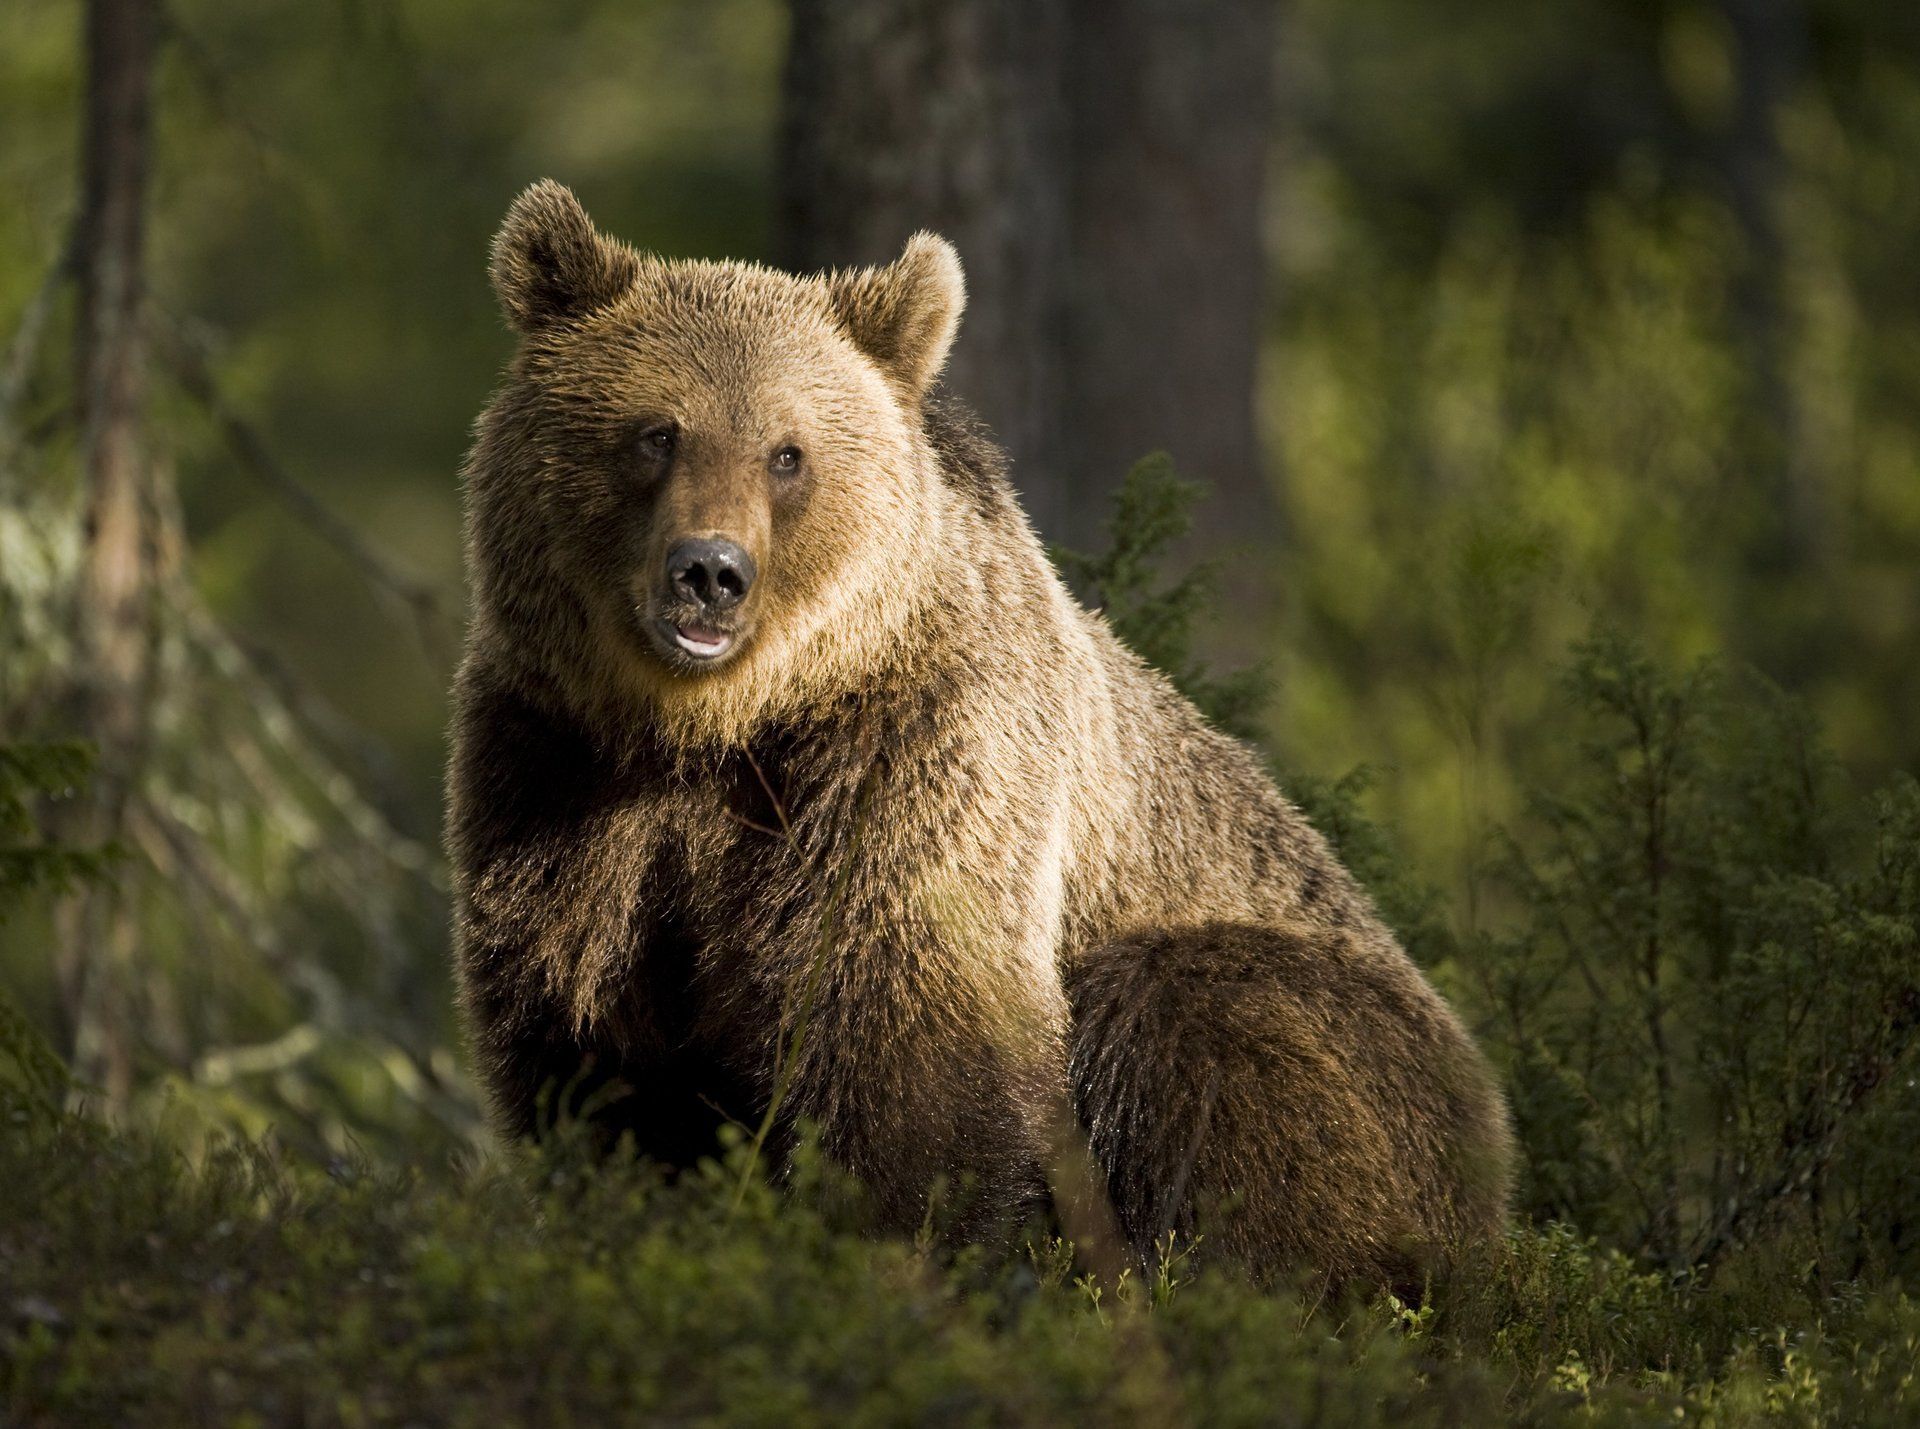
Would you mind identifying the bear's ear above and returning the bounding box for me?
[824,233,966,401]
[489,180,641,334]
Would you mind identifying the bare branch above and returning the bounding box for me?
[742,746,795,840]
[0,228,75,478]
[130,797,479,1137]
[153,313,460,662]
[167,586,439,885]
[194,1022,324,1084]
[1691,985,1920,1272]
[721,806,784,840]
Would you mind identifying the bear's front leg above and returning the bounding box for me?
[460,952,756,1165]
[784,935,1067,1238]
[713,747,1074,1239]
[765,925,1068,1238]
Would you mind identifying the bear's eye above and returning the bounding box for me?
[770,445,803,476]
[636,424,677,462]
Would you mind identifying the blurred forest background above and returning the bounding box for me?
[3,0,1919,1420]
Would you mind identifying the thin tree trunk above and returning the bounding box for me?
[59,0,160,1107]
[778,0,1277,559]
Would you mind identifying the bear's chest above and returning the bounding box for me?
[644,744,857,963]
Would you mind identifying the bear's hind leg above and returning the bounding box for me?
[1065,921,1511,1292]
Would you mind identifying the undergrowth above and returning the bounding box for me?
[3,1058,1916,1425]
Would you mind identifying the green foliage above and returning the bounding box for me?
[0,740,112,907]
[7,1093,1920,1423]
[1284,764,1458,969]
[0,739,100,1122]
[1273,64,1920,898]
[1480,633,1920,1277]
[0,1108,1466,1426]
[0,985,68,1127]
[0,491,473,1159]
[1052,452,1270,739]
[1442,1223,1920,1423]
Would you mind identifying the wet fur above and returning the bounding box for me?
[451,182,1512,1283]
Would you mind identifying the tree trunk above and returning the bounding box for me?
[778,0,1277,559]
[778,0,1075,534]
[1064,0,1278,560]
[59,0,160,1107]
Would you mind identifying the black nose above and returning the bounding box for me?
[666,537,755,611]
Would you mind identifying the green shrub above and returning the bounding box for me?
[1052,451,1270,740]
[0,1104,1524,1427]
[1476,633,1920,1281]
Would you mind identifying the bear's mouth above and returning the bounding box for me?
[670,623,732,660]
[644,612,746,668]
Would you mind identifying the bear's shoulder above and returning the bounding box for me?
[922,395,1020,523]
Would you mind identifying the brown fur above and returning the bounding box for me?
[450,180,1513,1282]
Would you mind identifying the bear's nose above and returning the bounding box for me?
[665,537,756,611]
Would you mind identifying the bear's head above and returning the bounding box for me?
[466,180,966,750]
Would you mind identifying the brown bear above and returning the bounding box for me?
[449,179,1512,1288]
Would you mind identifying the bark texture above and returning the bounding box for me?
[60,0,161,1105]
[778,0,1277,555]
